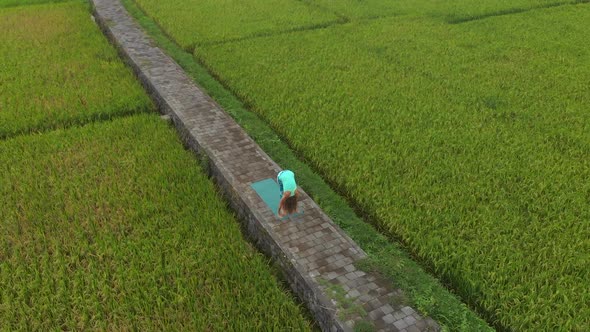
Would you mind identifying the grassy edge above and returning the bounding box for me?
[0,0,155,141]
[0,0,83,10]
[120,0,494,330]
[0,106,154,141]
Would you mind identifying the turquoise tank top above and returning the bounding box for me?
[278,170,297,197]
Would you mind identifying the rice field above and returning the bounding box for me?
[0,0,71,8]
[133,0,590,330]
[0,115,312,330]
[303,0,585,21]
[133,0,341,48]
[0,1,153,139]
[0,2,313,330]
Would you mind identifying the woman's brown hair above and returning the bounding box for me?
[280,190,299,216]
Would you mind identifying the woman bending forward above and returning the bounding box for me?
[277,170,299,217]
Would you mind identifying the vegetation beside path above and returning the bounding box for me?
[131,0,341,47]
[0,115,313,331]
[0,1,152,139]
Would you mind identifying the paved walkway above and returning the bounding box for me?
[91,1,440,331]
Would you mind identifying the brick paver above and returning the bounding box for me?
[91,1,440,330]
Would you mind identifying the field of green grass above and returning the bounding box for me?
[133,0,590,330]
[305,0,584,21]
[0,0,72,8]
[0,115,312,330]
[0,1,153,138]
[133,0,341,48]
[0,2,313,330]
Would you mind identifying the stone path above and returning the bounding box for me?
[91,1,440,331]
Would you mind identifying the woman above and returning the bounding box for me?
[277,170,299,217]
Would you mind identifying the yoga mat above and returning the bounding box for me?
[251,178,303,220]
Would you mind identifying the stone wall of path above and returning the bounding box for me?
[91,1,440,331]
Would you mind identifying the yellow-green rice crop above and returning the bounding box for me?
[0,2,153,139]
[132,0,341,48]
[132,0,586,47]
[0,0,76,8]
[0,114,313,331]
[303,0,583,22]
[149,3,590,331]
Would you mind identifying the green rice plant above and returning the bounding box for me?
[132,0,341,49]
[192,4,590,331]
[0,114,313,330]
[0,2,153,139]
[0,0,77,8]
[303,0,581,21]
[132,0,583,34]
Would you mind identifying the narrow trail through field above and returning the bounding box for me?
[90,0,444,330]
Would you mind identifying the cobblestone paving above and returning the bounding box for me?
[91,1,440,330]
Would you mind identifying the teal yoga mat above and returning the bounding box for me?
[251,178,303,219]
